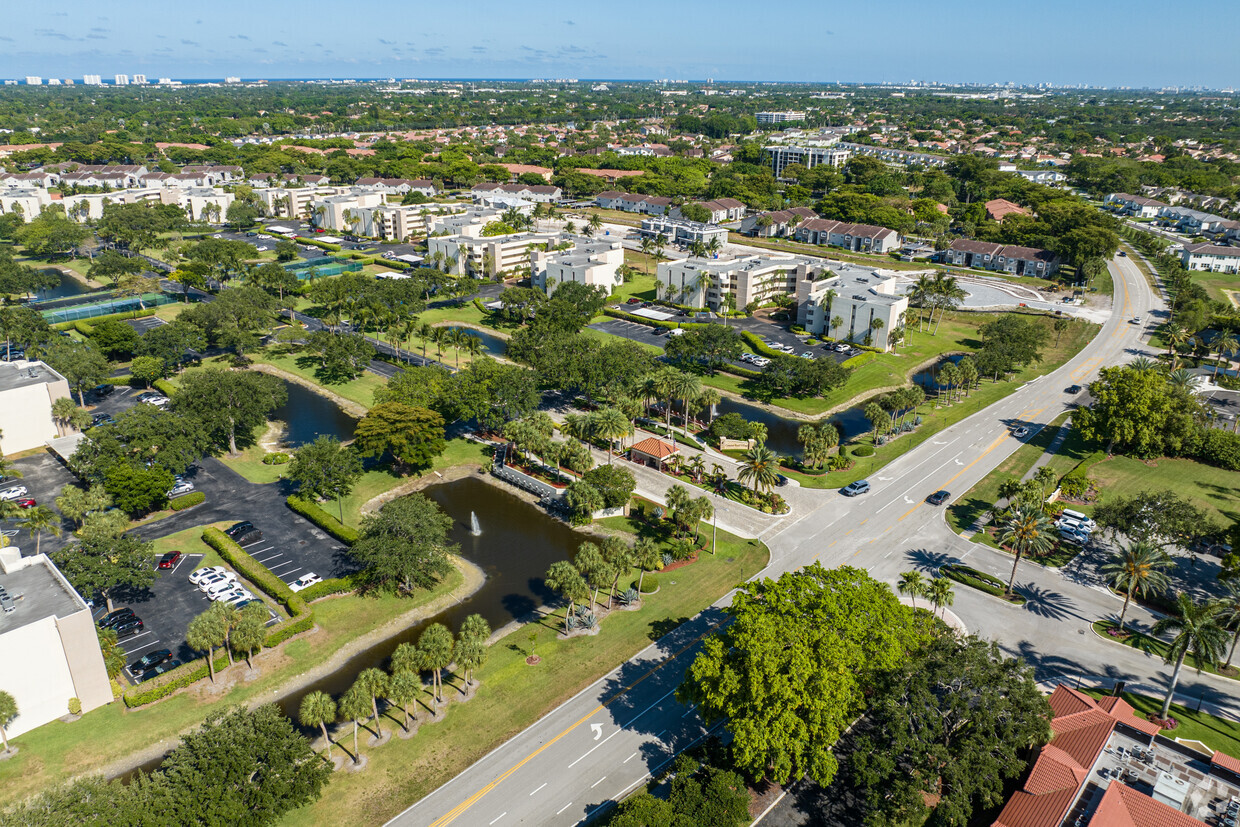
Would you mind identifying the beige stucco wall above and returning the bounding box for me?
[0,376,67,455]
[56,609,113,715]
[0,615,78,737]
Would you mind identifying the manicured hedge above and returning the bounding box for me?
[123,652,230,707]
[286,494,360,545]
[842,352,878,369]
[473,298,489,314]
[152,378,177,398]
[298,572,365,602]
[297,238,343,252]
[201,527,308,622]
[635,575,658,593]
[103,375,136,386]
[73,320,96,336]
[601,307,712,333]
[170,492,205,511]
[740,330,786,359]
[941,564,1025,604]
[852,445,875,457]
[262,452,291,465]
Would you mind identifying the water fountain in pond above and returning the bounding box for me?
[470,511,482,536]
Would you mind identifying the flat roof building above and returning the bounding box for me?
[0,360,72,455]
[0,548,112,737]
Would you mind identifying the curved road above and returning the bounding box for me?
[390,254,1190,827]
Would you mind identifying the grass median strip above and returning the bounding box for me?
[1081,688,1240,758]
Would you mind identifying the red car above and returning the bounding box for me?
[157,551,183,570]
[14,498,35,509]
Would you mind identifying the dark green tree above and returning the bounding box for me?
[174,368,287,455]
[350,494,457,594]
[287,435,364,521]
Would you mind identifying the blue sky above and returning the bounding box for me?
[4,1,1238,87]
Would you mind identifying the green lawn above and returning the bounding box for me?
[1083,688,1240,759]
[217,425,290,484]
[278,517,769,826]
[0,530,467,810]
[1088,456,1240,527]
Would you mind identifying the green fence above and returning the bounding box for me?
[283,256,364,281]
[41,293,175,323]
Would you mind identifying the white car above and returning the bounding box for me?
[189,566,235,586]
[197,572,234,593]
[167,481,195,498]
[1056,517,1093,535]
[1059,529,1091,546]
[739,353,756,363]
[753,357,771,367]
[257,234,272,239]
[834,343,851,353]
[216,587,254,604]
[289,573,322,593]
[204,579,242,599]
[0,485,29,501]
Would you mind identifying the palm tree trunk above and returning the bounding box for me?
[1006,548,1024,596]
[371,698,382,737]
[637,569,646,593]
[1118,592,1133,632]
[206,646,215,682]
[564,599,574,634]
[1225,627,1240,671]
[402,703,410,731]
[1161,652,1187,718]
[353,721,359,761]
[320,722,332,760]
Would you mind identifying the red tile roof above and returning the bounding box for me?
[985,198,1030,222]
[629,437,679,459]
[1089,781,1206,827]
[1212,750,1240,776]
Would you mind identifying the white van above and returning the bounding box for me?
[1060,509,1096,531]
[668,328,686,336]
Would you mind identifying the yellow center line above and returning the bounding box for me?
[428,622,720,826]
[898,433,1007,521]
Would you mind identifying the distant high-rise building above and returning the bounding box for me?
[132,74,147,85]
[82,74,102,85]
[114,74,129,86]
[25,76,42,86]
[224,76,241,84]
[47,78,61,86]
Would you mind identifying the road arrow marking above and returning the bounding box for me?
[591,724,603,741]
[955,459,964,465]
[904,496,914,504]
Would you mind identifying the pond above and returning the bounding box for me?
[122,474,582,781]
[443,325,507,357]
[37,268,93,301]
[271,379,358,446]
[715,355,963,458]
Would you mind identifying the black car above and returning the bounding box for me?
[129,648,173,674]
[1066,385,1082,395]
[91,412,115,427]
[92,384,115,397]
[224,521,255,540]
[140,660,182,682]
[112,617,144,638]
[926,490,951,506]
[99,608,136,629]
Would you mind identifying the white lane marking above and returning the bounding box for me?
[529,783,546,796]
[590,777,606,789]
[556,803,573,815]
[567,687,677,768]
[681,704,697,718]
[590,723,603,740]
[624,752,638,763]
[875,450,962,513]
[489,813,506,825]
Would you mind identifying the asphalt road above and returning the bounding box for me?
[387,253,1187,827]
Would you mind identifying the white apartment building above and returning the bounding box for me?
[472,182,562,203]
[765,144,852,177]
[429,225,559,278]
[373,204,466,243]
[355,177,438,197]
[658,255,804,311]
[793,218,902,254]
[132,74,147,85]
[82,74,102,86]
[312,191,386,236]
[1181,243,1240,274]
[24,77,41,86]
[532,236,624,295]
[113,74,129,86]
[639,216,728,247]
[0,360,72,454]
[0,549,113,738]
[0,189,53,221]
[795,263,908,350]
[756,111,806,124]
[257,186,342,220]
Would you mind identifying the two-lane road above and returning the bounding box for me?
[392,254,1169,826]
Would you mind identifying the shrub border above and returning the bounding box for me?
[169,492,205,511]
[286,494,359,545]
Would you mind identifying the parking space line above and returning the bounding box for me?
[280,567,302,580]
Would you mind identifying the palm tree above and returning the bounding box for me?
[697,387,722,422]
[868,317,885,348]
[338,684,371,765]
[299,691,337,761]
[910,274,934,331]
[387,671,420,732]
[738,444,779,498]
[1106,543,1170,634]
[670,372,702,431]
[587,213,603,234]
[461,333,484,364]
[1165,324,1192,368]
[417,321,434,361]
[995,506,1056,596]
[355,667,389,739]
[1033,466,1058,505]
[592,406,632,464]
[1129,355,1161,373]
[1167,368,1198,394]
[1213,331,1239,380]
[651,366,683,433]
[926,577,954,619]
[417,623,454,705]
[1213,580,1240,671]
[898,570,926,609]
[23,505,61,555]
[830,315,844,339]
[0,691,16,756]
[638,236,654,274]
[1152,594,1228,718]
[798,421,839,469]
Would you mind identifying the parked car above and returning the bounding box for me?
[1119,251,1127,257]
[1060,509,1097,531]
[91,412,115,427]
[1056,517,1093,534]
[112,617,145,639]
[205,579,243,599]
[1130,316,1142,324]
[224,521,255,540]
[799,351,815,360]
[926,490,951,506]
[197,573,234,593]
[167,481,195,498]
[14,498,35,509]
[834,343,851,353]
[289,573,323,593]
[157,551,182,570]
[139,660,182,682]
[1012,427,1031,439]
[99,608,136,629]
[189,566,235,586]
[129,648,173,675]
[0,485,29,501]
[841,480,871,497]
[92,384,115,397]
[221,589,255,606]
[225,521,262,545]
[1059,528,1090,546]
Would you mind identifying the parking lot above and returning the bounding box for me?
[125,316,167,335]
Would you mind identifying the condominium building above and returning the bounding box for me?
[82,74,102,86]
[428,226,560,278]
[595,191,674,215]
[638,216,728,247]
[373,203,466,242]
[256,186,342,220]
[1105,192,1168,218]
[1181,243,1240,274]
[532,236,625,295]
[764,144,852,177]
[756,111,807,124]
[311,191,386,236]
[24,77,41,86]
[113,74,129,86]
[658,255,804,311]
[794,218,902,254]
[837,142,949,168]
[942,239,1060,277]
[471,182,562,203]
[0,360,72,454]
[0,548,113,738]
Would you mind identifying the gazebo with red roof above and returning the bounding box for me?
[629,436,679,469]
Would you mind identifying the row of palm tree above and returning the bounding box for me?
[298,616,490,766]
[908,272,968,335]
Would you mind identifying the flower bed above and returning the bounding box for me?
[940,563,1026,605]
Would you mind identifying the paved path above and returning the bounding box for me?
[384,253,1222,827]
